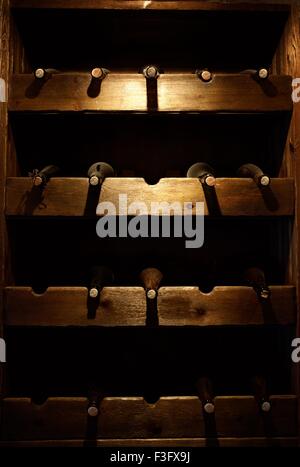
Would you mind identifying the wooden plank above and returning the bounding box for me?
[271,1,300,439]
[9,74,292,113]
[9,74,147,112]
[4,286,296,327]
[291,1,300,443]
[0,437,298,447]
[1,398,88,440]
[9,1,292,12]
[4,287,146,326]
[157,74,292,112]
[5,177,295,217]
[0,396,297,440]
[6,177,90,217]
[158,286,296,326]
[0,0,9,394]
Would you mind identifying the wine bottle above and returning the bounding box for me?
[31,165,60,187]
[196,69,213,82]
[196,377,215,414]
[244,267,270,300]
[237,163,270,187]
[89,266,114,299]
[252,376,271,412]
[187,162,216,187]
[140,268,163,300]
[87,162,114,186]
[142,65,160,79]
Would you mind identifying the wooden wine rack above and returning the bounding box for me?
[1,0,300,448]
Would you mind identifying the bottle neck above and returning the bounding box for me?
[89,173,103,186]
[200,173,216,187]
[202,400,215,414]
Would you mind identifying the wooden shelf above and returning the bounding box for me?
[9,73,292,113]
[0,437,298,447]
[0,396,297,441]
[158,286,296,326]
[5,287,146,327]
[5,178,295,217]
[4,286,295,327]
[10,1,291,12]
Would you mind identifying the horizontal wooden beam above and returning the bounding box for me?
[157,286,296,326]
[0,396,297,440]
[4,286,296,326]
[4,287,146,326]
[10,1,291,12]
[0,437,298,447]
[9,74,292,113]
[5,178,295,217]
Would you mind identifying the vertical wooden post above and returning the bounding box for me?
[272,0,300,443]
[290,2,300,444]
[0,0,9,393]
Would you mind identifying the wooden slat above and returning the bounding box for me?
[0,437,298,447]
[4,287,146,326]
[271,3,300,440]
[0,0,9,394]
[158,286,296,326]
[4,286,296,327]
[9,74,292,113]
[0,396,297,440]
[5,178,295,217]
[157,74,292,112]
[9,73,146,112]
[10,1,292,12]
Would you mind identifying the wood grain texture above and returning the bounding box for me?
[9,12,30,75]
[9,74,147,112]
[9,0,292,11]
[291,2,300,439]
[271,2,300,435]
[4,286,296,327]
[157,74,292,112]
[157,286,296,326]
[9,74,292,113]
[4,287,146,326]
[0,396,297,440]
[0,0,9,395]
[5,177,295,217]
[0,437,298,447]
